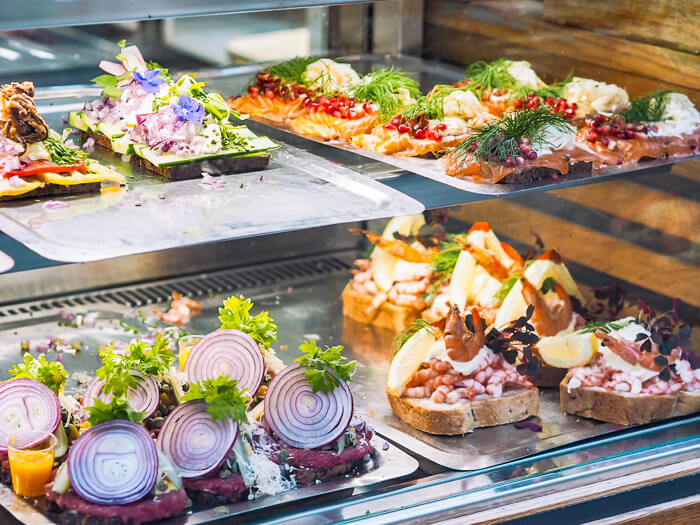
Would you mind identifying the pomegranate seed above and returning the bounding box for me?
[348,100,355,108]
[506,156,515,167]
[398,124,410,133]
[438,123,447,131]
[434,134,443,142]
[332,110,342,118]
[527,151,537,160]
[340,108,350,119]
[601,137,610,146]
[516,155,526,165]
[348,109,357,119]
[383,123,394,129]
[248,85,259,94]
[391,117,401,127]
[520,145,531,156]
[414,129,426,139]
[587,132,599,142]
[363,103,373,114]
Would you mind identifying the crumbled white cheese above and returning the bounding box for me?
[506,60,543,89]
[304,59,361,93]
[534,123,577,155]
[648,93,700,137]
[564,77,629,115]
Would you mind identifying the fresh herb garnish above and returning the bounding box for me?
[495,272,522,302]
[432,239,461,276]
[401,85,464,121]
[393,319,438,355]
[488,305,541,375]
[43,129,87,165]
[220,123,250,150]
[86,397,145,426]
[450,108,573,165]
[146,60,173,82]
[463,58,521,98]
[352,68,420,121]
[579,320,627,334]
[219,295,278,348]
[295,340,356,394]
[183,376,251,423]
[268,56,318,86]
[511,69,574,101]
[91,74,123,98]
[540,277,557,294]
[620,91,670,123]
[9,353,68,394]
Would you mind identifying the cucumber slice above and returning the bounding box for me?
[68,111,88,132]
[96,121,126,139]
[111,135,134,155]
[135,136,277,167]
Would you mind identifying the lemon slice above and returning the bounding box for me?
[448,250,477,312]
[387,327,438,396]
[537,332,598,368]
[372,214,426,292]
[381,214,426,240]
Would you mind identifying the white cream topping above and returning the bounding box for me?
[442,90,487,119]
[564,77,629,115]
[427,338,492,376]
[506,60,542,89]
[396,87,416,107]
[595,317,659,381]
[648,93,700,137]
[304,59,361,93]
[534,123,577,155]
[429,116,469,137]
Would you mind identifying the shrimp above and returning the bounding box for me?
[444,305,485,362]
[364,291,387,316]
[404,386,431,398]
[520,277,573,336]
[392,278,429,295]
[407,367,438,387]
[596,332,681,371]
[351,229,434,264]
[455,236,510,281]
[387,288,425,309]
[353,258,371,271]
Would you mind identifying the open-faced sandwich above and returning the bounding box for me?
[69,41,277,180]
[229,56,419,141]
[560,317,700,425]
[343,214,438,332]
[443,108,603,183]
[1,81,123,201]
[387,306,539,435]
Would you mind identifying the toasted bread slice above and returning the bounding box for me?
[560,375,677,426]
[386,386,539,435]
[341,283,420,332]
[677,391,700,415]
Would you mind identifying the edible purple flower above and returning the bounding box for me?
[171,95,204,123]
[133,69,166,94]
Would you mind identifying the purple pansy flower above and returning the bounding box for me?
[171,95,205,123]
[133,69,166,93]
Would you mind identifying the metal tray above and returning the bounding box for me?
[0,306,418,525]
[0,250,13,273]
[213,54,699,194]
[0,87,422,263]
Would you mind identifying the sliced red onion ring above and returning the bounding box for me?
[68,420,158,505]
[185,329,264,396]
[264,363,353,449]
[82,372,159,419]
[157,400,239,479]
[0,378,61,453]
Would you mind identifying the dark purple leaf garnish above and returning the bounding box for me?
[634,333,647,342]
[503,349,518,364]
[654,355,668,367]
[659,368,671,381]
[640,339,651,352]
[514,419,542,432]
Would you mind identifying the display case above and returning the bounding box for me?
[0,1,698,523]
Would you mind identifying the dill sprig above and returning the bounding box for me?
[267,56,317,86]
[401,85,465,121]
[393,319,438,354]
[463,58,522,98]
[449,108,573,165]
[510,69,574,101]
[620,91,670,123]
[352,68,420,121]
[579,319,628,334]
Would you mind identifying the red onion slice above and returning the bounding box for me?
[157,400,239,479]
[82,372,159,419]
[68,420,158,505]
[0,378,61,453]
[264,363,354,449]
[185,329,264,397]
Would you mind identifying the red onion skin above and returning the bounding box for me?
[82,372,159,419]
[157,400,239,479]
[264,363,354,450]
[68,420,158,505]
[185,329,265,397]
[0,378,61,453]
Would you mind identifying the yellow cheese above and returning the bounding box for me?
[0,177,44,197]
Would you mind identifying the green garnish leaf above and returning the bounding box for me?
[463,58,521,98]
[540,277,557,294]
[268,56,317,86]
[43,129,87,166]
[146,60,172,82]
[117,39,127,49]
[402,85,464,122]
[393,319,438,355]
[495,272,521,302]
[620,91,670,123]
[9,353,68,394]
[450,108,573,165]
[219,295,278,348]
[295,340,356,394]
[352,68,420,121]
[183,376,250,423]
[511,69,574,101]
[579,320,628,334]
[220,122,250,151]
[204,92,230,121]
[86,397,145,426]
[432,239,461,276]
[91,74,122,98]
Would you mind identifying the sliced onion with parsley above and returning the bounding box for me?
[82,372,159,419]
[0,378,61,453]
[68,420,158,505]
[157,400,238,479]
[264,363,353,449]
[185,329,264,396]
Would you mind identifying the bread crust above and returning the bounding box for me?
[386,386,539,435]
[559,375,677,425]
[677,391,700,415]
[341,283,421,332]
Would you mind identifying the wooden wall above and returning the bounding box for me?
[423,0,700,104]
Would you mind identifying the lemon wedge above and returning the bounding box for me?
[537,332,598,368]
[372,214,426,292]
[448,250,477,311]
[387,327,438,396]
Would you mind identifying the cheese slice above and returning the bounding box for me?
[0,177,44,197]
[34,162,124,186]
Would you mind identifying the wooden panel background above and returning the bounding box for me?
[423,0,700,104]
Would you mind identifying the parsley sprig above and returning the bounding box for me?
[219,295,278,348]
[9,353,68,394]
[183,376,250,423]
[295,340,356,394]
[86,397,145,426]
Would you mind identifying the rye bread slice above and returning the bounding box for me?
[341,283,421,333]
[83,131,270,181]
[501,160,592,184]
[559,375,677,425]
[386,386,539,435]
[0,182,101,202]
[677,391,700,415]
